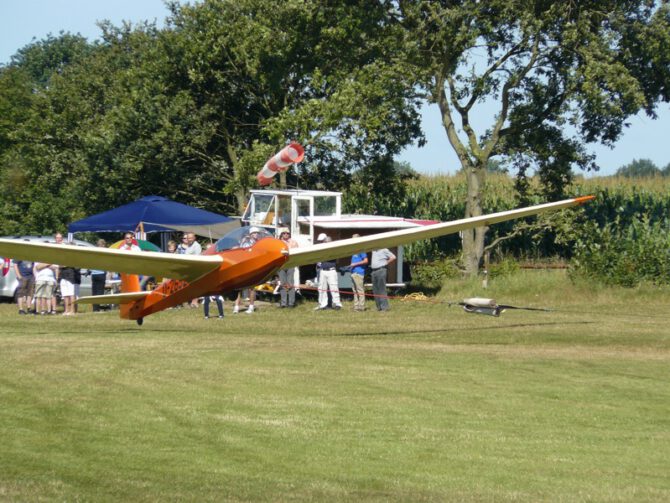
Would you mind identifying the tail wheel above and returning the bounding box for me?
[136,318,144,326]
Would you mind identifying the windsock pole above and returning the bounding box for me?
[257,143,305,186]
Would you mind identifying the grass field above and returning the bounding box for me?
[1,271,669,502]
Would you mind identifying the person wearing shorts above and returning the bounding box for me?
[34,262,58,315]
[59,265,79,316]
[14,259,34,314]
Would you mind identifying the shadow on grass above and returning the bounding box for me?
[27,327,176,335]
[25,320,596,338]
[335,320,596,338]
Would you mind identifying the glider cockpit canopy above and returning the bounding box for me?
[214,226,274,252]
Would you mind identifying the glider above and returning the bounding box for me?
[0,196,594,324]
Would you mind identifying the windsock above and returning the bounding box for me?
[257,143,305,186]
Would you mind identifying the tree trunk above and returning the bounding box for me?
[434,76,489,276]
[461,165,487,275]
[235,187,247,216]
[223,139,248,215]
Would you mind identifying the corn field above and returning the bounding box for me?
[345,174,670,285]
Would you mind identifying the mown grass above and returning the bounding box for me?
[1,271,669,502]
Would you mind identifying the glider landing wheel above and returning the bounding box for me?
[136,318,144,326]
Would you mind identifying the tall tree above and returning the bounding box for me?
[8,32,92,88]
[616,158,661,177]
[0,32,95,233]
[165,0,321,211]
[1,1,423,232]
[398,0,670,274]
[167,0,422,212]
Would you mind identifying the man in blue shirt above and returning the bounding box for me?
[349,234,368,311]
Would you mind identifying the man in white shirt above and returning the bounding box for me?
[34,261,58,315]
[120,233,141,252]
[182,232,202,255]
[278,228,299,308]
[315,233,342,310]
[182,232,202,307]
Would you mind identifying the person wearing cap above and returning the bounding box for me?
[239,226,262,250]
[370,248,396,311]
[349,234,368,311]
[314,233,342,311]
[278,228,298,308]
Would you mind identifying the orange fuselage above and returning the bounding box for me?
[120,237,288,320]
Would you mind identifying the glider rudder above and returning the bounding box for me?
[120,273,142,319]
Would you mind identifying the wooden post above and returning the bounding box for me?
[482,249,489,289]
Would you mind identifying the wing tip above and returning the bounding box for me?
[574,195,596,205]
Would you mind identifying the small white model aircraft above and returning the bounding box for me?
[0,196,594,324]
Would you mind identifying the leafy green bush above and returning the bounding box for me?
[410,257,462,288]
[487,256,520,279]
[570,216,670,287]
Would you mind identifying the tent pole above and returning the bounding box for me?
[137,222,146,241]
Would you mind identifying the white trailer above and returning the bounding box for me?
[241,189,435,287]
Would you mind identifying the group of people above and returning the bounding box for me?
[192,227,397,318]
[15,232,69,315]
[312,232,396,313]
[164,231,202,256]
[164,232,202,307]
[14,228,398,316]
[14,232,147,316]
[14,233,109,316]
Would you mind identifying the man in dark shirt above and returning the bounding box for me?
[14,259,34,314]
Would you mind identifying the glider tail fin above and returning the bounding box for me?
[121,273,141,293]
[120,273,142,319]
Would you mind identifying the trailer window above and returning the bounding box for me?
[314,196,337,216]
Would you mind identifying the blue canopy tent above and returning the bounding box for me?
[67,196,239,247]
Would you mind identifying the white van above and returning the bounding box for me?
[0,236,95,301]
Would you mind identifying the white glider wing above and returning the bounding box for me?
[283,196,594,269]
[0,240,222,282]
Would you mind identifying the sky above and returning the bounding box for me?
[2,0,669,177]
